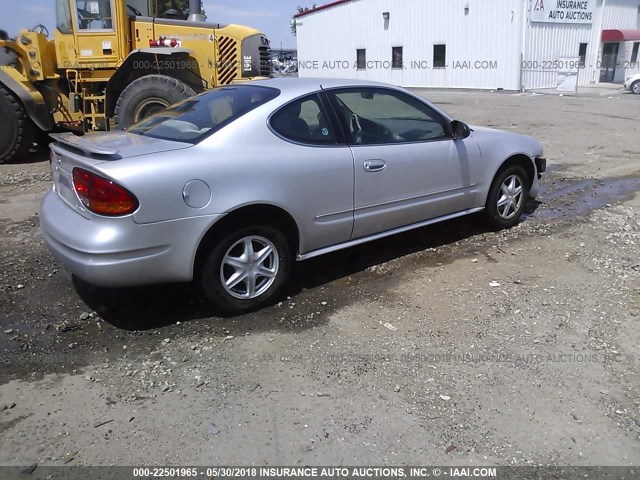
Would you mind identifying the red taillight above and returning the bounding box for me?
[72,168,138,216]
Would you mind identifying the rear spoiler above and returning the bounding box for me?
[49,133,119,156]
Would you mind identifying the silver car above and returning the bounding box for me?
[40,78,546,314]
[624,73,640,94]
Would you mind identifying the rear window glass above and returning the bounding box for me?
[127,85,280,143]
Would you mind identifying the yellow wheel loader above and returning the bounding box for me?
[0,0,271,162]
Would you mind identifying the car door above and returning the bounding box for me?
[269,93,354,254]
[326,87,480,240]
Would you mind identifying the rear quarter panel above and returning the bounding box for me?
[95,104,355,254]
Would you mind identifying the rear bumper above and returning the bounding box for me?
[40,191,223,287]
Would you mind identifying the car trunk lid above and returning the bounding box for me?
[49,132,190,219]
[49,132,191,159]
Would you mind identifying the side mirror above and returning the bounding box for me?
[451,120,470,140]
[0,30,8,41]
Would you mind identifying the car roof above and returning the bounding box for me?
[245,77,397,97]
[226,77,451,121]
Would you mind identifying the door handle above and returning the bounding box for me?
[363,159,386,172]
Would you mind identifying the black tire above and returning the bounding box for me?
[632,80,640,95]
[485,165,530,230]
[198,225,293,315]
[114,75,195,129]
[0,85,36,163]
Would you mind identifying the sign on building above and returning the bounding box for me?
[531,0,596,24]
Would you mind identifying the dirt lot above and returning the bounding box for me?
[0,89,639,468]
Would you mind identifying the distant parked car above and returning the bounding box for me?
[624,74,640,94]
[40,78,546,314]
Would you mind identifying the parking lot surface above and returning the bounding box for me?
[0,89,639,466]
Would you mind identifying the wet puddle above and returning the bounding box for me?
[527,176,640,220]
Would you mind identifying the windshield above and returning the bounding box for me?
[127,85,280,143]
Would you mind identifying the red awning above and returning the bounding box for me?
[601,29,640,42]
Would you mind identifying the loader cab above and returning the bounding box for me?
[54,0,131,69]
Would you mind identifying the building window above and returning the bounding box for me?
[392,46,403,69]
[578,43,588,67]
[632,42,640,64]
[433,44,446,68]
[356,49,366,70]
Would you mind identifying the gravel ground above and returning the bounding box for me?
[0,89,639,467]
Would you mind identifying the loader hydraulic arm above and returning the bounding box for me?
[0,38,30,70]
[0,29,60,138]
[0,31,58,82]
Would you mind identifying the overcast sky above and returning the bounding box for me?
[2,0,313,49]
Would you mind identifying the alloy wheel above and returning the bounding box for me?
[497,174,524,220]
[219,236,279,299]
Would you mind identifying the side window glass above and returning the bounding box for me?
[76,0,114,30]
[271,95,336,145]
[56,0,73,34]
[331,88,448,145]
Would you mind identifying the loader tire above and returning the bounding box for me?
[114,75,196,129]
[0,86,36,163]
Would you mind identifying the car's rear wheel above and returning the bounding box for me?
[485,165,530,229]
[198,226,292,315]
[632,80,640,95]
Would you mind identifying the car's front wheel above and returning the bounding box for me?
[198,226,292,315]
[632,81,640,95]
[485,165,530,229]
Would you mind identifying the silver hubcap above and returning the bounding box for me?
[497,175,524,220]
[220,236,279,300]
[633,82,640,94]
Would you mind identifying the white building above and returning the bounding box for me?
[294,0,640,90]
